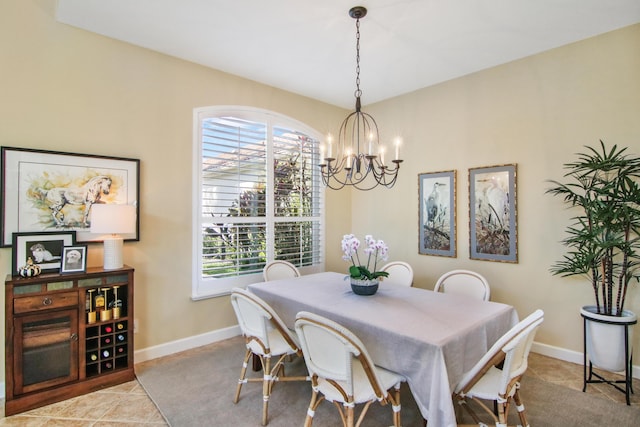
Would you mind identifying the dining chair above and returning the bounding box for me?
[380,261,414,287]
[294,311,405,427]
[433,269,490,301]
[451,309,544,427]
[262,260,300,281]
[230,287,309,425]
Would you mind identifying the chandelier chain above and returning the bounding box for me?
[355,16,362,99]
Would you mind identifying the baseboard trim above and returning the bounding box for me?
[133,325,241,363]
[531,341,639,379]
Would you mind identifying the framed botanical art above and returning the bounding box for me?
[11,231,76,275]
[468,164,517,262]
[1,147,140,247]
[418,170,456,257]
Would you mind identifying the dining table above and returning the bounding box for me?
[247,271,519,427]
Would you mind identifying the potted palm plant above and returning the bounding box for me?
[546,140,640,403]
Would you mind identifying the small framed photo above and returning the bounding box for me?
[61,245,87,273]
[418,170,456,257]
[469,164,517,262]
[11,231,76,275]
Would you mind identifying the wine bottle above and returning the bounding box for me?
[105,325,113,333]
[89,353,98,361]
[116,322,125,330]
[117,334,125,342]
[95,289,105,311]
[102,349,110,359]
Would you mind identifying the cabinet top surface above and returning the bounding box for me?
[5,265,134,286]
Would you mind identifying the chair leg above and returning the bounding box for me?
[496,398,508,427]
[455,396,484,426]
[345,402,355,427]
[304,386,323,427]
[237,349,307,425]
[252,352,262,371]
[234,348,253,403]
[512,388,530,427]
[333,401,347,426]
[262,355,272,425]
[393,385,402,427]
[355,401,373,427]
[387,384,402,427]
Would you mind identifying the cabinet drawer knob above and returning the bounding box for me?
[70,333,78,341]
[42,297,53,306]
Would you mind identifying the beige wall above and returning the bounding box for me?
[0,0,348,381]
[1,0,639,386]
[356,23,640,355]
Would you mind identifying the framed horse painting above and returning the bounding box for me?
[1,147,140,247]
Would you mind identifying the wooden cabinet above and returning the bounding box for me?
[5,266,135,415]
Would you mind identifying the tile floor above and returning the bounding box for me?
[0,380,167,426]
[0,352,637,425]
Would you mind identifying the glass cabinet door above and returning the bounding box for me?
[14,309,79,395]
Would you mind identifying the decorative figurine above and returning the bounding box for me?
[18,257,41,277]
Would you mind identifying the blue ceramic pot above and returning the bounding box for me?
[350,278,379,296]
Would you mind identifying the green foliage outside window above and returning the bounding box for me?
[203,154,315,277]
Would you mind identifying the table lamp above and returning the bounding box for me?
[90,204,136,270]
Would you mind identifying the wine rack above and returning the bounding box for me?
[86,320,129,376]
[5,266,135,416]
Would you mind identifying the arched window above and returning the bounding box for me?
[192,106,325,298]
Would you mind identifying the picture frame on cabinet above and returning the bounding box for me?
[469,164,518,263]
[418,170,456,257]
[1,146,140,247]
[11,231,76,275]
[60,245,87,274]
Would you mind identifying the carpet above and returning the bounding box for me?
[136,336,640,426]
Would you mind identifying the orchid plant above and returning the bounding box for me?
[341,234,390,281]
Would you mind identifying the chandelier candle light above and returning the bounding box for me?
[320,6,403,190]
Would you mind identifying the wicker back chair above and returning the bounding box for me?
[230,287,308,425]
[380,261,414,287]
[294,311,405,427]
[434,269,490,301]
[263,260,300,281]
[452,309,544,427]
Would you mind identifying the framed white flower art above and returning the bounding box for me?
[469,164,518,263]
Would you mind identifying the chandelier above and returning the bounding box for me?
[320,6,403,191]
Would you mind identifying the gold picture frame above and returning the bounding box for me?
[418,170,456,257]
[469,164,517,262]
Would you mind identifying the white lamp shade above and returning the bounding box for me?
[90,204,137,270]
[90,204,137,234]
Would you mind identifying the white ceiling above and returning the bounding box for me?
[56,0,640,109]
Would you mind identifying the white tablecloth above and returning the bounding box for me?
[248,272,518,427]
